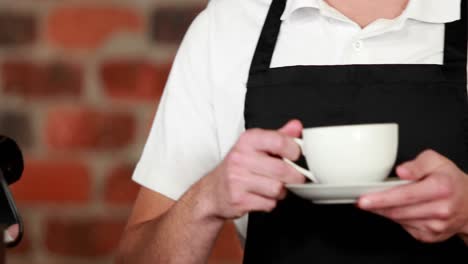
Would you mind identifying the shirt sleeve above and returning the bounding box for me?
[132,7,221,200]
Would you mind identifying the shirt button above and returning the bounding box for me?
[353,40,363,51]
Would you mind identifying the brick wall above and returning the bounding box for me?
[0,0,243,263]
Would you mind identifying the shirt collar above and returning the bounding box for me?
[280,0,320,21]
[280,0,461,23]
[404,0,460,23]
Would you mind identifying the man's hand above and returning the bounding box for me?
[118,120,306,264]
[199,120,306,221]
[358,150,468,244]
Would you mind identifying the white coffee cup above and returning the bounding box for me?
[284,123,398,184]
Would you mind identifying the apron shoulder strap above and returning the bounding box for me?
[443,0,467,82]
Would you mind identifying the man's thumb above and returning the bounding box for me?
[278,119,303,137]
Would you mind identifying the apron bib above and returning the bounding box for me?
[243,0,468,263]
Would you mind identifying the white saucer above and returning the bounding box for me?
[286,178,412,204]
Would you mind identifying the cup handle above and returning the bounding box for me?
[283,138,319,183]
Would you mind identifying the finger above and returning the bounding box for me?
[398,220,454,243]
[396,149,448,181]
[4,231,13,243]
[278,119,303,138]
[237,173,287,200]
[239,129,301,161]
[358,175,450,209]
[399,220,425,231]
[6,224,19,240]
[243,193,278,213]
[236,151,305,184]
[372,200,453,221]
[399,224,432,243]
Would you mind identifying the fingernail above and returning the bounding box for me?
[359,198,372,209]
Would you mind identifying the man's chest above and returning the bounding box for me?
[272,16,445,66]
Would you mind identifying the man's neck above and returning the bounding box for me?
[325,0,410,28]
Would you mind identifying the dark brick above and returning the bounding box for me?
[151,6,203,44]
[46,107,135,150]
[45,217,127,257]
[101,60,170,101]
[0,111,32,149]
[0,13,37,46]
[2,61,83,98]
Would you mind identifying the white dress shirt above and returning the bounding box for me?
[132,0,463,238]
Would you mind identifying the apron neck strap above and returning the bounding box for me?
[249,0,286,75]
[249,0,467,75]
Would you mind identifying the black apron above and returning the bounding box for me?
[243,0,468,263]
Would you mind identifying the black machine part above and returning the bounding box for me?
[0,136,24,247]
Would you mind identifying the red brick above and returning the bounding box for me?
[209,221,243,264]
[47,7,143,49]
[104,163,139,205]
[101,61,170,101]
[152,6,203,43]
[4,259,45,264]
[45,217,127,257]
[11,159,91,204]
[0,13,37,46]
[2,61,82,98]
[46,107,135,150]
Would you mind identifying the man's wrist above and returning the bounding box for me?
[179,176,224,229]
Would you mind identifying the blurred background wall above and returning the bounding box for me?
[0,0,242,263]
